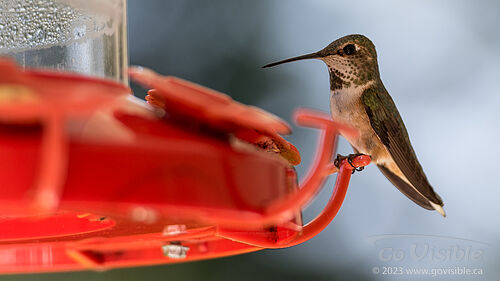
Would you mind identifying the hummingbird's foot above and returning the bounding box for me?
[348,154,366,173]
[334,153,367,174]
[334,154,348,170]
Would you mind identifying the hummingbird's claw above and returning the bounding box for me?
[348,154,366,174]
[334,153,368,174]
[334,154,347,169]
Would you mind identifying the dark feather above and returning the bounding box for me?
[361,86,443,206]
[378,164,433,209]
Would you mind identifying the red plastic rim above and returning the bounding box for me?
[0,212,115,242]
[0,61,371,273]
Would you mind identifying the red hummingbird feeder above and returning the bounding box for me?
[0,60,371,273]
[0,0,371,273]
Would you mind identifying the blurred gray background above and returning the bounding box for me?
[4,0,499,280]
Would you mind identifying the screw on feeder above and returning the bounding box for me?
[162,242,189,259]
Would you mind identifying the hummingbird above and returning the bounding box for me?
[263,34,445,216]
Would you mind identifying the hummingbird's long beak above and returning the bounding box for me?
[262,52,322,68]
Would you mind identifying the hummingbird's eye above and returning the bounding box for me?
[343,44,356,55]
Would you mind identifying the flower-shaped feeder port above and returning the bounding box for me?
[0,61,370,273]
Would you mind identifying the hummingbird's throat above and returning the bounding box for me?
[323,54,378,91]
[327,63,377,92]
[328,67,353,91]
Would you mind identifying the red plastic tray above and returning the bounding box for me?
[0,61,370,273]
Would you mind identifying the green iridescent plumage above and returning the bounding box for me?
[362,85,442,208]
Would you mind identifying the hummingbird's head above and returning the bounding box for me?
[264,34,380,89]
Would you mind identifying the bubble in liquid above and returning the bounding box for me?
[0,0,111,52]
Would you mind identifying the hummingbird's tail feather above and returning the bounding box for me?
[377,164,445,216]
[429,201,446,217]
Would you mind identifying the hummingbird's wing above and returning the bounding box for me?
[361,86,443,209]
[377,164,434,209]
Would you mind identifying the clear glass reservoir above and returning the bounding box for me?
[0,0,128,85]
